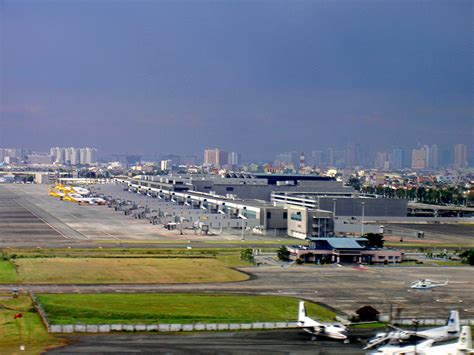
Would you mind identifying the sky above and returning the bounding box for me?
[0,0,472,160]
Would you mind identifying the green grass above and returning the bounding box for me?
[0,294,64,354]
[37,294,336,325]
[10,257,247,284]
[350,322,388,329]
[215,253,253,267]
[0,260,17,283]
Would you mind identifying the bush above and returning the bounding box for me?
[276,246,290,261]
[460,249,474,265]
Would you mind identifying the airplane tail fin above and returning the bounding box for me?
[446,310,460,333]
[457,326,472,350]
[298,301,307,324]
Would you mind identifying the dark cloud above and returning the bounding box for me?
[0,0,472,159]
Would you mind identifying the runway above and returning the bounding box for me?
[47,330,367,354]
[0,186,66,242]
[0,184,296,248]
[2,265,473,319]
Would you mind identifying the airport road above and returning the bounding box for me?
[388,223,474,241]
[2,266,473,319]
[47,330,367,354]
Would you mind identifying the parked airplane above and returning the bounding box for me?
[422,326,473,355]
[365,310,460,350]
[371,326,472,355]
[411,279,449,290]
[297,301,347,341]
[64,192,105,205]
[48,188,65,198]
[54,183,90,196]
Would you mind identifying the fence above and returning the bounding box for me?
[390,318,474,326]
[47,322,300,333]
[29,291,51,332]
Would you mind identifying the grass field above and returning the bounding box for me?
[37,293,335,325]
[0,294,63,354]
[5,258,247,284]
[0,260,17,283]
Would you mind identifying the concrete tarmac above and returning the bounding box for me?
[47,330,367,354]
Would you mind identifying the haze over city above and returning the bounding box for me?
[1,0,472,160]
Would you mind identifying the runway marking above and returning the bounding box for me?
[14,199,72,240]
[15,196,90,240]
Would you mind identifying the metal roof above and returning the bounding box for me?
[307,237,367,249]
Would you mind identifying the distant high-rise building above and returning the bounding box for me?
[27,154,52,165]
[160,160,172,171]
[333,150,347,167]
[428,144,439,169]
[79,147,97,165]
[299,152,305,168]
[375,152,390,170]
[391,148,403,170]
[204,148,227,167]
[2,148,28,162]
[345,144,356,167]
[51,147,66,164]
[50,147,97,165]
[65,147,80,165]
[411,146,428,170]
[454,144,468,169]
[326,148,334,166]
[274,151,298,167]
[227,152,241,166]
[311,150,323,167]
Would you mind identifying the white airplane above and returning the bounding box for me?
[411,279,448,290]
[297,301,347,341]
[423,326,473,355]
[365,310,460,349]
[54,183,90,196]
[371,326,472,355]
[70,186,90,196]
[64,192,106,205]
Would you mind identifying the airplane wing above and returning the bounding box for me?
[387,324,411,332]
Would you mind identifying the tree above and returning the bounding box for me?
[364,233,385,248]
[348,177,361,191]
[460,249,474,266]
[277,246,290,261]
[240,248,254,263]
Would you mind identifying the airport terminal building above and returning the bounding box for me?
[106,174,408,238]
[287,238,403,264]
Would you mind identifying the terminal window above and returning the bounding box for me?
[290,212,302,221]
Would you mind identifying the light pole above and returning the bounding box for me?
[413,319,419,354]
[361,202,366,236]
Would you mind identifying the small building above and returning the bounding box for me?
[287,237,403,264]
[286,205,334,239]
[356,306,380,322]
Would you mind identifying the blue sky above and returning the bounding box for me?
[0,0,472,159]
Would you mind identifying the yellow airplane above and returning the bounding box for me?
[54,183,90,195]
[48,188,65,199]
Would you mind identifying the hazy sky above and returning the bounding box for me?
[0,0,472,159]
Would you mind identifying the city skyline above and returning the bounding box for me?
[0,0,472,160]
